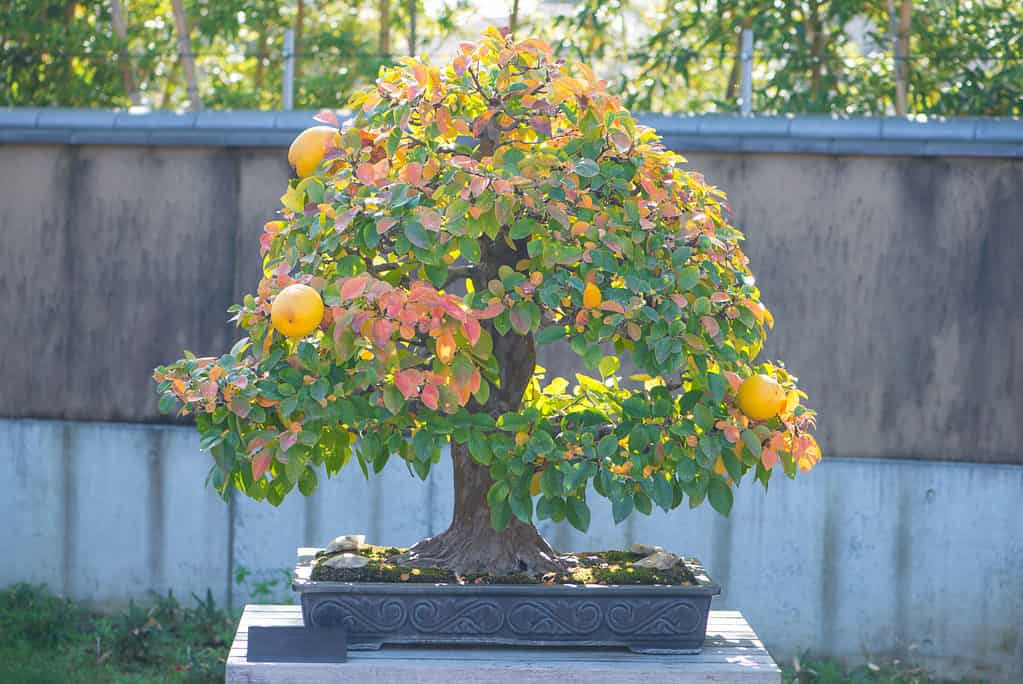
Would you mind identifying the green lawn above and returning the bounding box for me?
[0,584,232,683]
[0,584,985,684]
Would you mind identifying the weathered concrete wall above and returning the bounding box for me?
[1,418,1020,681]
[1,143,1021,464]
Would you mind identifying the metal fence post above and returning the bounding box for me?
[740,29,753,115]
[283,28,295,111]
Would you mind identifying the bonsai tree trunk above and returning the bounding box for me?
[395,236,565,576]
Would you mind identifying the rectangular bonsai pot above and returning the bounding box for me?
[292,549,721,654]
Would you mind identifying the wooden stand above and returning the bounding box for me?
[227,605,780,683]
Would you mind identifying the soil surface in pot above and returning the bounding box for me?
[309,545,697,586]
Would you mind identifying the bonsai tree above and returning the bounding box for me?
[155,27,820,576]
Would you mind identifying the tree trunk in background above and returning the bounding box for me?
[379,0,391,56]
[805,0,824,105]
[254,28,266,93]
[170,0,201,110]
[726,16,751,104]
[510,0,520,34]
[407,0,416,56]
[896,0,912,114]
[295,0,304,83]
[109,0,139,106]
[394,234,563,576]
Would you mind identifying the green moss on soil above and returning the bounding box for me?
[309,545,696,586]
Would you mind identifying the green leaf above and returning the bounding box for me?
[509,485,533,523]
[598,355,620,378]
[575,158,600,177]
[708,476,734,516]
[509,218,539,240]
[497,412,532,432]
[298,466,318,496]
[536,495,566,521]
[297,341,319,371]
[158,394,179,414]
[634,490,653,515]
[382,385,404,415]
[404,220,430,248]
[486,480,509,509]
[468,430,492,465]
[677,266,700,291]
[489,499,512,531]
[597,435,618,459]
[566,496,591,532]
[741,429,762,458]
[425,262,448,288]
[458,236,481,263]
[611,491,634,523]
[509,302,532,335]
[650,473,674,511]
[535,325,567,345]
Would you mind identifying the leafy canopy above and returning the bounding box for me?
[155,27,820,531]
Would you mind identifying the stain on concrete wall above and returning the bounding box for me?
[0,144,1020,464]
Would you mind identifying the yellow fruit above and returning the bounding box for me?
[529,471,543,497]
[270,284,324,338]
[582,282,602,308]
[287,126,339,177]
[737,374,786,421]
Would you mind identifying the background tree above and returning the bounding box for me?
[155,28,820,575]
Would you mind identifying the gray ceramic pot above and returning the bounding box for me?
[293,550,720,654]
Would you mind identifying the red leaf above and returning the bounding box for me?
[711,291,731,303]
[279,431,298,453]
[200,380,218,401]
[376,217,398,235]
[436,331,456,363]
[421,383,439,410]
[416,206,443,232]
[509,307,531,335]
[399,162,423,186]
[339,274,370,301]
[372,318,393,347]
[252,450,271,481]
[598,300,625,314]
[700,316,720,337]
[761,448,778,470]
[356,163,376,186]
[313,110,339,126]
[394,369,423,399]
[473,301,505,320]
[723,371,742,394]
[462,317,481,345]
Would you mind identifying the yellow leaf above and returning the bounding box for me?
[583,282,602,308]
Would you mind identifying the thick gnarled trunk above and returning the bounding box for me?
[395,442,562,576]
[395,235,563,576]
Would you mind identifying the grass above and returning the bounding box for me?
[783,653,988,684]
[0,583,236,684]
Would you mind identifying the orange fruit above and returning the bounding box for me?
[529,471,543,497]
[287,126,339,177]
[582,282,602,308]
[737,374,786,421]
[270,284,324,338]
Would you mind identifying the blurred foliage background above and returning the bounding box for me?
[2,0,1020,116]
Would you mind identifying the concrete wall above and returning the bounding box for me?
[2,417,1020,681]
[1,142,1021,464]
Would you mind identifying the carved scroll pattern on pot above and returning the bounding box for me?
[506,601,602,635]
[309,598,407,632]
[410,599,504,634]
[605,601,701,636]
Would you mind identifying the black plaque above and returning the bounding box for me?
[247,625,348,663]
